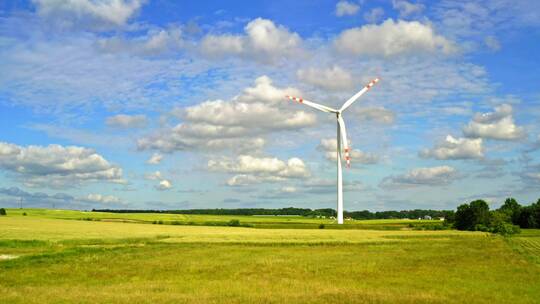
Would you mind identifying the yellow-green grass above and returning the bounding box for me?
[506,229,540,265]
[1,212,540,303]
[5,208,443,230]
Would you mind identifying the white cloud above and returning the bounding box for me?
[144,171,163,180]
[392,0,425,17]
[0,141,124,188]
[432,1,540,41]
[225,174,262,187]
[97,27,183,56]
[334,19,456,57]
[138,76,315,152]
[318,138,379,164]
[335,1,360,17]
[363,7,385,23]
[463,104,525,140]
[296,65,354,91]
[0,31,201,114]
[350,107,396,124]
[380,166,458,188]
[209,155,310,178]
[156,179,172,190]
[82,193,121,204]
[106,114,147,129]
[200,18,302,62]
[144,170,172,190]
[146,153,163,165]
[420,135,484,160]
[209,155,310,186]
[484,36,501,51]
[33,0,145,30]
[0,187,127,207]
[281,186,297,193]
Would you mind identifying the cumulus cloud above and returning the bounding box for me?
[380,166,458,188]
[0,186,127,208]
[156,179,172,190]
[392,0,425,17]
[420,135,484,160]
[200,18,302,62]
[96,27,183,56]
[33,0,145,30]
[463,104,525,140]
[144,171,172,190]
[318,138,379,164]
[334,19,456,57]
[0,142,124,188]
[350,107,396,124]
[335,1,360,17]
[138,76,315,153]
[106,114,147,129]
[296,66,354,91]
[146,153,163,165]
[208,155,310,186]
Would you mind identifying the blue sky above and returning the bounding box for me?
[0,0,539,211]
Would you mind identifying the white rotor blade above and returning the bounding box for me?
[286,95,337,113]
[339,77,380,112]
[337,116,351,168]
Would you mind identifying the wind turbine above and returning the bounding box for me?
[286,78,380,224]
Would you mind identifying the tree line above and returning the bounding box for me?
[92,207,453,220]
[448,198,540,235]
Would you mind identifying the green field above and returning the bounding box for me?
[1,209,540,303]
[3,208,445,230]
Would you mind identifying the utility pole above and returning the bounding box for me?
[19,197,23,209]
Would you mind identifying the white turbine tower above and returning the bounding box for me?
[286,78,380,224]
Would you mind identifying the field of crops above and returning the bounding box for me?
[3,208,444,230]
[1,209,540,303]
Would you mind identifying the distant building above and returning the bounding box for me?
[423,215,432,220]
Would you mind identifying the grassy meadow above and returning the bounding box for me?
[1,209,540,303]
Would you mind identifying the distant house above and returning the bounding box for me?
[423,215,432,220]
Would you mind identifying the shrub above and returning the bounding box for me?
[0,208,6,216]
[228,219,240,227]
[22,212,27,216]
[318,224,325,229]
[491,221,521,236]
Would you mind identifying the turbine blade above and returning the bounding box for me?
[286,95,337,113]
[339,77,380,112]
[338,116,351,168]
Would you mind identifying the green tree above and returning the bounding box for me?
[454,200,490,231]
[511,199,540,229]
[0,208,6,216]
[498,198,521,224]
